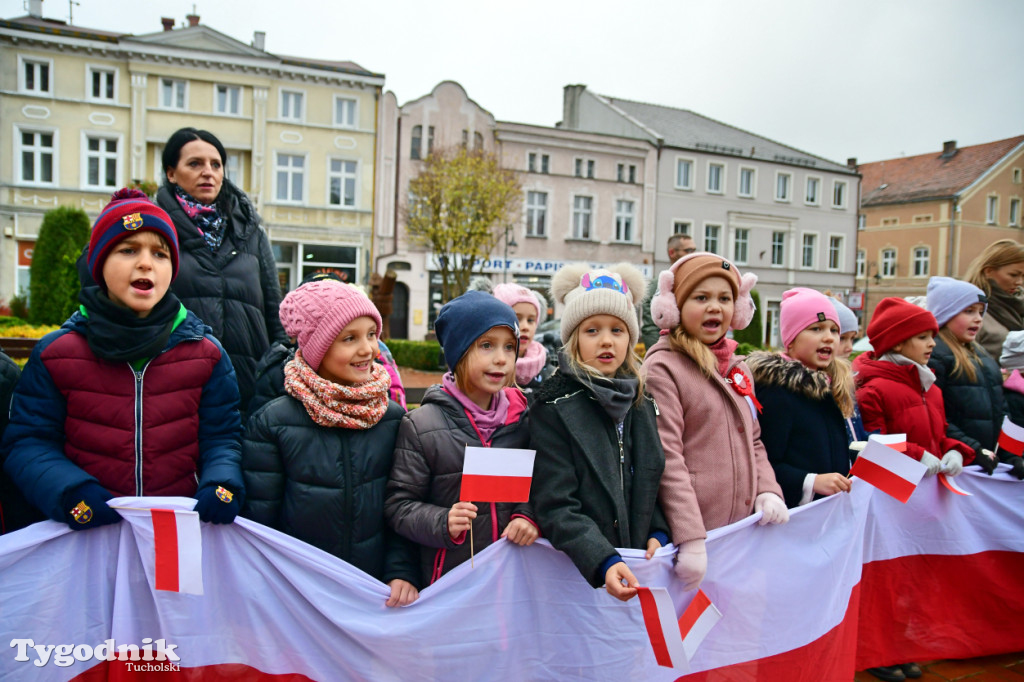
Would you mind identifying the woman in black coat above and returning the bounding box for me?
[156,128,286,419]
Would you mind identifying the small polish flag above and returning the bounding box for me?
[638,587,689,670]
[460,447,536,502]
[997,416,1024,457]
[849,439,927,503]
[869,433,908,452]
[151,508,204,595]
[938,473,972,497]
[677,589,723,661]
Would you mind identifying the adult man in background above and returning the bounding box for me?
[641,234,696,350]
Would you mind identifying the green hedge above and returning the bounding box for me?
[29,206,91,325]
[385,339,444,371]
[731,289,763,349]
[736,342,759,357]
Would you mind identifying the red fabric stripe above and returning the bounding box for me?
[998,430,1024,456]
[73,661,318,681]
[849,457,917,502]
[459,474,532,502]
[677,582,861,681]
[676,589,711,639]
[637,587,673,668]
[151,509,179,592]
[856,550,1024,668]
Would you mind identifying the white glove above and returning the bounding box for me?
[673,539,707,592]
[754,492,790,525]
[849,441,868,452]
[920,451,942,476]
[941,450,964,476]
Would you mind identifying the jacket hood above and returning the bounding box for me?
[747,351,831,401]
[852,352,923,391]
[532,371,588,404]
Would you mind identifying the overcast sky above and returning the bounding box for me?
[6,0,1022,164]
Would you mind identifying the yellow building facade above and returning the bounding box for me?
[0,10,383,308]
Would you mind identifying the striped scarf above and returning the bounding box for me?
[284,349,390,429]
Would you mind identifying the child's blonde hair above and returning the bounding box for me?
[937,326,980,383]
[667,326,718,378]
[562,323,647,404]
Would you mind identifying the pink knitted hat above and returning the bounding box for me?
[278,280,383,371]
[649,252,758,331]
[779,287,840,349]
[492,283,541,320]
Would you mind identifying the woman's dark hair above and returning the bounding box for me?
[162,127,227,174]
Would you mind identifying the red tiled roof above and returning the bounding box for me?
[859,135,1024,207]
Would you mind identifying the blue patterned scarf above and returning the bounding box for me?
[173,185,226,252]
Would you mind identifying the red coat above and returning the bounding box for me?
[853,353,974,464]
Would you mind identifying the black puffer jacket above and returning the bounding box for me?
[156,183,286,417]
[928,336,1006,452]
[241,396,418,586]
[385,384,534,586]
[0,350,44,534]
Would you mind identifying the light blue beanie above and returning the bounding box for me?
[828,297,859,335]
[925,277,987,328]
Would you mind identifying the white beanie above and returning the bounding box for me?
[551,263,645,347]
[925,276,987,328]
[1001,331,1024,370]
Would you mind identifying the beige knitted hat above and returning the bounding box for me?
[550,262,646,346]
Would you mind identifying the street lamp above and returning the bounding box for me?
[503,225,518,283]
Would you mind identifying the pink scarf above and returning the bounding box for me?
[1005,369,1024,395]
[442,372,509,444]
[709,336,738,377]
[284,349,390,429]
[515,341,547,386]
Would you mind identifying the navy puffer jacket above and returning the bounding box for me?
[928,336,1006,452]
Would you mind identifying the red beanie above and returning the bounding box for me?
[867,297,938,356]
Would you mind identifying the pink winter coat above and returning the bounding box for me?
[642,337,783,544]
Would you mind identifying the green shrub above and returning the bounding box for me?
[386,339,444,371]
[736,342,759,357]
[29,206,91,325]
[732,289,763,349]
[9,291,29,321]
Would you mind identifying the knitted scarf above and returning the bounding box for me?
[985,281,1024,333]
[557,351,637,425]
[515,340,548,386]
[709,335,739,377]
[78,285,182,363]
[882,352,936,392]
[174,184,226,252]
[284,349,390,429]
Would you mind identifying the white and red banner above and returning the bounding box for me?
[2,470,1023,681]
[460,446,535,502]
[998,415,1024,456]
[107,501,204,595]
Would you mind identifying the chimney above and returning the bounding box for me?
[941,140,957,158]
[252,31,266,51]
[847,157,857,170]
[562,85,586,131]
[160,17,175,31]
[186,13,200,27]
[28,0,42,18]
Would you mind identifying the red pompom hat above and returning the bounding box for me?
[87,188,179,290]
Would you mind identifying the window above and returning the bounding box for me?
[707,162,724,194]
[771,231,785,266]
[1015,168,1022,184]
[574,158,594,179]
[275,153,305,203]
[334,97,357,128]
[614,200,634,242]
[805,177,820,205]
[858,214,866,230]
[987,196,998,224]
[1011,198,1021,227]
[676,158,694,190]
[427,127,435,156]
[733,228,749,264]
[881,248,896,278]
[411,126,422,160]
[828,235,843,271]
[913,214,932,223]
[801,233,817,269]
[461,130,469,148]
[88,67,116,102]
[526,191,547,237]
[17,130,55,185]
[280,90,303,121]
[704,224,721,254]
[529,152,549,174]
[617,164,637,183]
[673,220,691,236]
[215,85,240,115]
[300,244,359,284]
[84,136,118,189]
[572,196,592,239]
[328,159,357,207]
[739,167,755,197]
[776,172,792,201]
[473,132,483,149]
[160,78,187,110]
[225,152,243,188]
[587,160,595,179]
[20,57,51,94]
[832,180,848,208]
[913,247,930,277]
[882,217,899,226]
[574,158,583,178]
[856,249,866,278]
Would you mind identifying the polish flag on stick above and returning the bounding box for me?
[460,447,536,503]
[868,433,907,452]
[849,439,926,503]
[997,416,1024,457]
[637,588,722,669]
[678,589,723,661]
[151,508,204,595]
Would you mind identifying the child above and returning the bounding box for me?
[2,188,243,530]
[852,297,974,477]
[530,263,670,602]
[1,348,46,534]
[492,283,554,393]
[1000,332,1024,479]
[829,296,869,446]
[242,281,419,607]
[385,290,538,586]
[643,253,787,592]
[747,288,855,508]
[925,277,1001,475]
